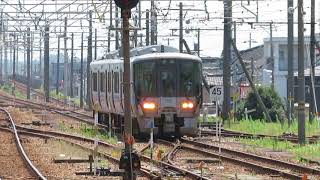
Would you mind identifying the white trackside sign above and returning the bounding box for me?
[210,85,223,102]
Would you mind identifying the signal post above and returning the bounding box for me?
[114,0,140,180]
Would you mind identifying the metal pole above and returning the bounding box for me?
[309,0,316,123]
[233,21,237,44]
[287,0,294,126]
[87,11,93,110]
[108,0,112,52]
[56,37,60,95]
[12,34,16,95]
[134,16,138,47]
[249,33,252,48]
[197,28,200,56]
[64,17,68,103]
[151,0,155,45]
[27,27,31,99]
[80,32,84,108]
[0,12,3,83]
[71,32,74,98]
[270,23,274,89]
[222,0,232,121]
[94,29,97,60]
[44,23,50,102]
[179,2,183,53]
[3,17,7,81]
[115,7,119,50]
[146,10,150,46]
[297,0,306,145]
[39,32,42,79]
[122,9,134,180]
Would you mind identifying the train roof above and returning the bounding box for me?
[132,52,202,63]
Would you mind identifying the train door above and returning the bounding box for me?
[99,70,108,112]
[92,71,99,108]
[107,64,115,113]
[113,64,121,114]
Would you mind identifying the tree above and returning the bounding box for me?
[237,86,285,122]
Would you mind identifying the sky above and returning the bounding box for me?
[0,0,320,60]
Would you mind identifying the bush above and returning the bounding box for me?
[237,86,285,122]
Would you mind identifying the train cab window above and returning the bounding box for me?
[93,73,98,91]
[133,62,156,97]
[108,71,111,92]
[100,72,105,92]
[114,72,119,93]
[179,61,201,96]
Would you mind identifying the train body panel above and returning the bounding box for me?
[90,45,202,136]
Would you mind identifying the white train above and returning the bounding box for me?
[90,45,202,136]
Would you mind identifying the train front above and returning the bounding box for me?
[132,53,202,136]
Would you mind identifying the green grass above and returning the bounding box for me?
[198,115,221,123]
[226,119,320,137]
[239,137,320,161]
[58,122,118,145]
[0,84,26,99]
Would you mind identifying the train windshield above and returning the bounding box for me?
[134,61,157,97]
[134,59,201,97]
[179,61,201,97]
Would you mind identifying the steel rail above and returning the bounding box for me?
[0,108,47,180]
[181,137,320,179]
[12,125,209,179]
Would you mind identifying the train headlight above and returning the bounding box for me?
[142,102,156,110]
[181,101,194,109]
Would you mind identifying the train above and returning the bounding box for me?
[90,45,203,137]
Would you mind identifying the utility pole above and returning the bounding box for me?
[145,10,150,46]
[44,23,50,102]
[70,32,74,98]
[134,16,138,47]
[80,32,84,108]
[197,28,200,56]
[150,0,155,45]
[309,0,316,122]
[222,0,232,122]
[87,11,93,109]
[56,36,60,95]
[122,9,134,180]
[64,17,69,103]
[0,12,3,83]
[94,29,97,60]
[179,2,183,53]
[287,0,294,126]
[39,32,42,79]
[12,34,16,95]
[233,21,237,44]
[27,27,31,99]
[249,33,252,48]
[297,0,306,145]
[270,22,274,89]
[108,0,113,52]
[115,7,119,50]
[3,20,7,82]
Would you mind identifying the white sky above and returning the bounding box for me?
[1,0,319,60]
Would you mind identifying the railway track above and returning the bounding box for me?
[11,80,80,109]
[199,122,320,144]
[0,124,209,179]
[179,137,320,180]
[0,108,46,180]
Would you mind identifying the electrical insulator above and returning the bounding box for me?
[114,0,139,10]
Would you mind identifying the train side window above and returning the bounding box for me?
[114,72,119,93]
[93,73,98,91]
[100,72,105,92]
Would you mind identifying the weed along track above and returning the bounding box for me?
[180,137,320,179]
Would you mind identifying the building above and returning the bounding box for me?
[263,35,320,100]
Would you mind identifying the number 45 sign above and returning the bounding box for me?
[210,85,223,102]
